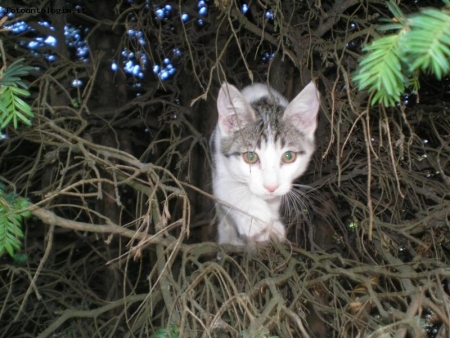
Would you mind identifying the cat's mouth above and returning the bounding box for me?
[259,191,283,200]
[249,185,287,200]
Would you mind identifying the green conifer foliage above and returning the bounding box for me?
[0,184,30,257]
[354,1,450,106]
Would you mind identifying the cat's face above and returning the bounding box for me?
[215,82,320,200]
[223,135,315,200]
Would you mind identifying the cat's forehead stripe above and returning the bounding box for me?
[221,119,311,155]
[219,87,315,155]
[250,97,283,142]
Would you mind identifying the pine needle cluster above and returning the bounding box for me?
[0,58,34,133]
[0,183,30,257]
[353,0,450,106]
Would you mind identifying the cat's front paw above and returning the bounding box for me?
[249,220,286,243]
[270,220,286,242]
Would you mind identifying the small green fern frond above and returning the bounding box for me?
[354,1,450,106]
[0,85,33,129]
[0,187,30,257]
[0,58,34,88]
[0,58,34,131]
[152,324,179,338]
[406,74,421,95]
[353,34,405,106]
[386,0,407,25]
[407,8,450,79]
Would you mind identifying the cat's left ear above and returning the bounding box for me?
[283,81,320,140]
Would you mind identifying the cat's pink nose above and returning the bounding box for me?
[264,184,279,193]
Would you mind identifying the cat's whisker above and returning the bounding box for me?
[291,182,314,189]
[282,187,315,222]
[283,194,303,218]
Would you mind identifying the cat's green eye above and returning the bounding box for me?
[282,151,297,163]
[243,151,259,164]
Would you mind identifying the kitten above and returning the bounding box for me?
[211,81,320,246]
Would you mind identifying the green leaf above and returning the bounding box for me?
[1,113,14,129]
[14,96,34,116]
[0,187,28,258]
[9,85,31,97]
[353,2,450,106]
[20,211,31,218]
[13,253,27,265]
[406,9,450,78]
[11,225,24,238]
[14,111,33,126]
[3,58,34,77]
[4,240,14,257]
[0,85,34,130]
[0,103,8,115]
[353,33,405,106]
[386,0,406,24]
[17,197,30,209]
[152,326,180,338]
[377,23,404,31]
[0,59,34,131]
[6,233,22,247]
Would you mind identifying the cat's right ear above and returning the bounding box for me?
[217,83,255,136]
